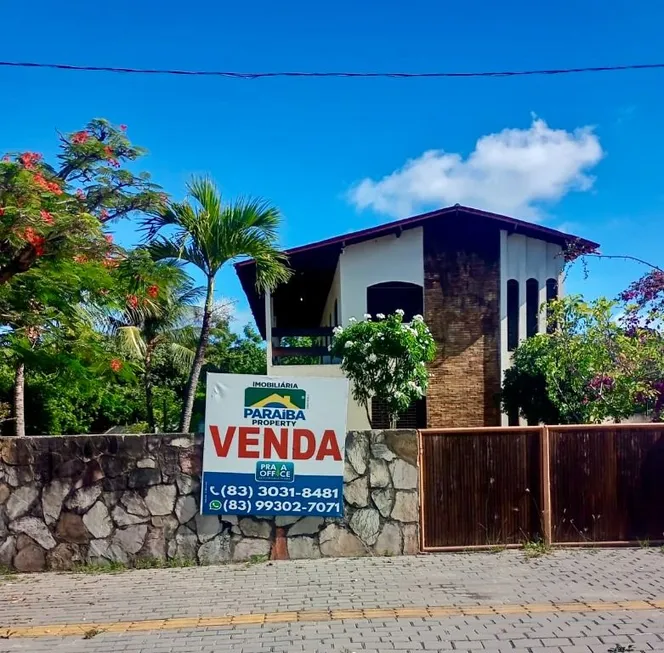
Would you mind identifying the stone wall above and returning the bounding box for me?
[0,430,419,572]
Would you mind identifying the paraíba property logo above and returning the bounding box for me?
[244,381,307,425]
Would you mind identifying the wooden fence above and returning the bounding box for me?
[419,423,664,551]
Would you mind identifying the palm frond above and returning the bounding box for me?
[140,205,180,241]
[117,325,147,359]
[187,177,221,223]
[177,285,206,307]
[252,250,292,292]
[167,341,196,371]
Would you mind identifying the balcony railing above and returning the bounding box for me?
[271,327,340,365]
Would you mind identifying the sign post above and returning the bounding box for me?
[201,373,349,517]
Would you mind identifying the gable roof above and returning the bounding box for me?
[235,204,599,336]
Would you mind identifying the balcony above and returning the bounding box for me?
[271,327,340,366]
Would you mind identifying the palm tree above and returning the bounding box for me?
[112,253,203,432]
[143,177,291,433]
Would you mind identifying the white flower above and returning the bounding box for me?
[332,326,343,336]
[327,344,332,352]
[363,313,372,320]
[368,353,377,363]
[395,308,405,316]
[376,313,385,320]
[412,314,423,322]
[344,341,354,349]
[348,317,357,323]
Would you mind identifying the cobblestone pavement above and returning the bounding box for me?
[1,549,663,652]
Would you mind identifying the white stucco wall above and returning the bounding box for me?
[499,231,565,425]
[320,260,342,327]
[339,228,424,323]
[266,364,370,430]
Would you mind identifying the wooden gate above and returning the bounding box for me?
[419,424,664,551]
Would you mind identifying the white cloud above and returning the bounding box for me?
[348,118,604,219]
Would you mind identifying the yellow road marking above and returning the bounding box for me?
[2,599,662,639]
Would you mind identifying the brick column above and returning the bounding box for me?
[423,215,501,427]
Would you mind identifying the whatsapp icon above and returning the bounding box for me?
[209,499,222,511]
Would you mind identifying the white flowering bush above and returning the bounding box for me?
[330,310,436,428]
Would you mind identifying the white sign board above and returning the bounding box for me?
[201,373,349,517]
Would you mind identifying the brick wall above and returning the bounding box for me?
[423,213,501,427]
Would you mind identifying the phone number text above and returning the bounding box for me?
[211,499,341,514]
[208,485,340,500]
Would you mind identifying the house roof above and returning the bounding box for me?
[235,204,599,337]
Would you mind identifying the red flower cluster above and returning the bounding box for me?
[19,152,42,170]
[24,227,46,256]
[71,131,90,144]
[103,146,121,168]
[100,209,110,220]
[40,209,54,225]
[0,207,4,216]
[76,189,85,199]
[33,173,63,195]
[110,358,123,372]
[73,254,88,264]
[147,285,159,298]
[127,294,139,308]
[104,233,113,244]
[119,124,127,131]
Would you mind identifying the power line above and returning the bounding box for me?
[1,60,664,79]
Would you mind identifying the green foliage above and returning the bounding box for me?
[522,538,551,559]
[144,177,291,287]
[0,120,286,437]
[277,336,321,366]
[330,311,436,427]
[1,119,164,286]
[502,296,664,424]
[205,321,267,376]
[144,176,290,432]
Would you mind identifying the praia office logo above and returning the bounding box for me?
[243,386,307,423]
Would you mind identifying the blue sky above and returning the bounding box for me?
[2,0,663,328]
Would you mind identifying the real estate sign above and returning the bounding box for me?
[201,373,349,517]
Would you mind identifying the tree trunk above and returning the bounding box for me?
[162,394,169,433]
[144,341,156,433]
[364,401,373,430]
[13,361,25,437]
[180,276,215,433]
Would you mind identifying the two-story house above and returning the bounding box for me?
[235,205,597,430]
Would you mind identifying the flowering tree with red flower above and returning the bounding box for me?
[0,119,166,285]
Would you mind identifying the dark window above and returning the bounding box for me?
[371,397,427,429]
[546,278,558,333]
[507,280,519,351]
[366,282,423,321]
[526,278,540,338]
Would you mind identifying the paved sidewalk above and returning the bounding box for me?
[1,549,663,651]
